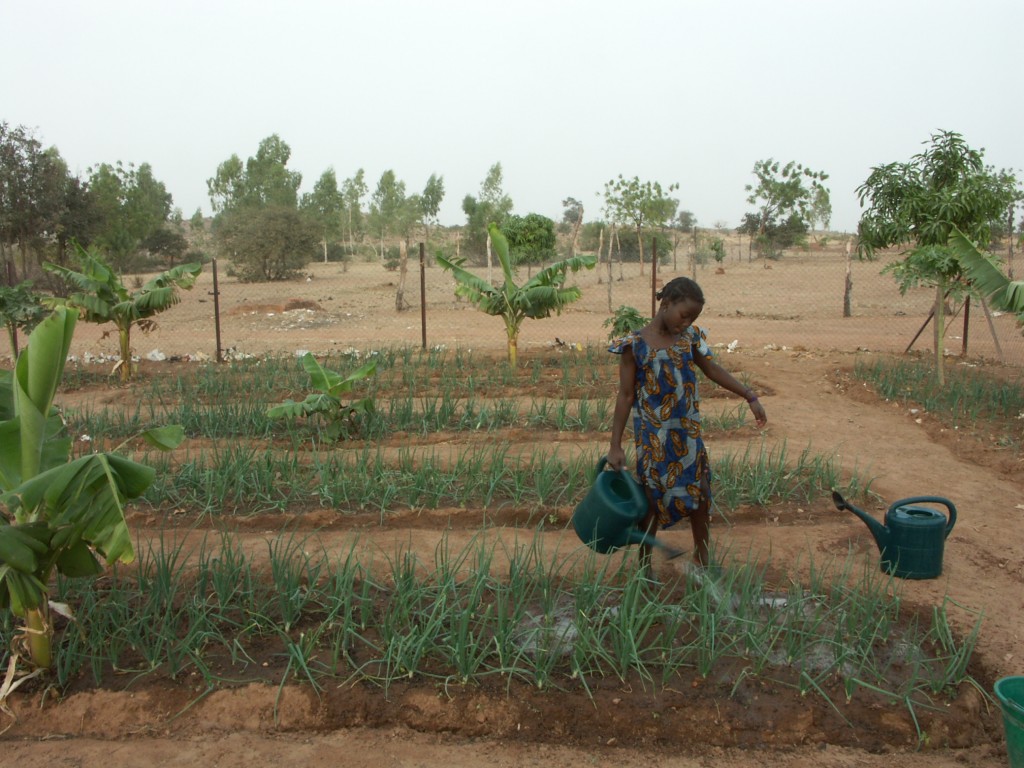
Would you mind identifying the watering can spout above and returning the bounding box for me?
[831,490,890,552]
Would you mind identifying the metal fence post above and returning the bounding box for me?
[211,258,223,363]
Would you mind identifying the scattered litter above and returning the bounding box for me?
[726,339,739,353]
[552,337,582,351]
[294,349,310,358]
[146,349,166,362]
[223,346,255,361]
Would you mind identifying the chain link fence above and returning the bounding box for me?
[58,237,1024,371]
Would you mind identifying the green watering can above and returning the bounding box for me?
[573,457,684,559]
[832,490,957,580]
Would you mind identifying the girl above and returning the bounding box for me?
[607,277,767,575]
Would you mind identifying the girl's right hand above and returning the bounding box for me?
[607,446,626,471]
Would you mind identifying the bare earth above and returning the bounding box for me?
[3,251,1023,767]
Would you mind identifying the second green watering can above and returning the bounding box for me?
[832,490,957,580]
[573,457,684,559]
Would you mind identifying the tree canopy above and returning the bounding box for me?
[603,175,678,274]
[744,159,828,260]
[462,163,513,259]
[856,130,1020,383]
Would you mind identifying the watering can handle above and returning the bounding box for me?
[891,496,957,537]
[596,456,648,513]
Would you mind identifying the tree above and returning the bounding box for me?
[437,223,595,365]
[44,246,201,382]
[368,170,407,261]
[501,213,557,275]
[207,136,309,281]
[0,307,183,671]
[340,169,368,264]
[301,168,344,263]
[675,210,697,233]
[0,281,47,357]
[744,159,829,263]
[603,175,679,275]
[461,163,513,261]
[807,185,833,240]
[87,161,173,270]
[208,134,302,214]
[0,123,72,279]
[561,197,584,256]
[419,173,445,248]
[213,205,318,282]
[857,130,1019,384]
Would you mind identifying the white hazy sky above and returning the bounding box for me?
[4,0,1022,233]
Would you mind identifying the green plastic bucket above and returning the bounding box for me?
[994,676,1024,768]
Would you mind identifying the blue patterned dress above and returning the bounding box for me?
[609,327,713,528]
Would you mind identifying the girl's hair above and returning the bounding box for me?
[656,277,705,305]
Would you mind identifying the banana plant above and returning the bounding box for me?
[267,352,377,440]
[949,227,1024,318]
[44,245,202,382]
[437,223,595,365]
[0,307,184,672]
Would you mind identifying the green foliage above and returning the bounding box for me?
[207,134,302,214]
[340,169,368,250]
[949,228,1024,321]
[603,175,679,269]
[856,131,1020,384]
[0,307,183,670]
[744,159,828,259]
[461,163,514,259]
[267,353,378,441]
[675,210,697,233]
[87,161,173,270]
[612,229,673,263]
[709,238,726,263]
[301,168,344,262]
[437,224,596,365]
[0,122,73,275]
[0,281,48,357]
[44,245,201,382]
[858,132,1017,257]
[501,213,557,268]
[853,353,1024,443]
[603,305,649,340]
[213,205,318,282]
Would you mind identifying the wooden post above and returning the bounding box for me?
[980,298,1005,362]
[651,237,658,318]
[961,296,970,357]
[212,258,223,363]
[419,242,427,349]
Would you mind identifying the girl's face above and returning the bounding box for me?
[659,297,703,336]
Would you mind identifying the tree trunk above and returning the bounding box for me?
[118,325,134,383]
[26,603,52,669]
[843,240,853,317]
[395,240,409,311]
[570,207,583,258]
[615,229,624,282]
[635,224,645,276]
[606,229,613,310]
[933,283,945,386]
[506,327,518,366]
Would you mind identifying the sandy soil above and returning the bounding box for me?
[2,249,1023,767]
